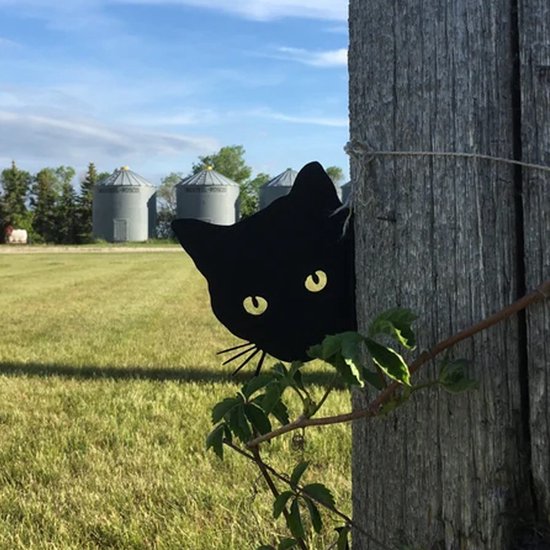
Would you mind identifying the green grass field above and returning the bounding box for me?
[0,249,351,549]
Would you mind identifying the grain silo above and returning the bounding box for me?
[92,167,157,242]
[341,181,352,204]
[175,167,240,224]
[259,168,297,209]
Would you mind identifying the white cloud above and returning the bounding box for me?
[325,24,349,34]
[0,110,218,166]
[0,0,346,22]
[275,47,347,67]
[127,108,218,127]
[249,108,348,128]
[112,0,346,21]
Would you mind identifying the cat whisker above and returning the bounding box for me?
[216,342,255,356]
[254,351,267,376]
[222,344,258,366]
[232,348,261,376]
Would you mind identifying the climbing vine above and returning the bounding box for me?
[206,281,550,549]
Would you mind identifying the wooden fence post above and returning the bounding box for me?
[519,1,550,530]
[348,0,549,547]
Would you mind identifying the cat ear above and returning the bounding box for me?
[171,218,227,277]
[289,161,342,212]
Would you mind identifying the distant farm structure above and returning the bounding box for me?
[92,167,157,242]
[4,226,28,244]
[175,167,240,225]
[259,168,298,209]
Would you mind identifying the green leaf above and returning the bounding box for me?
[270,400,290,426]
[205,423,225,459]
[289,361,303,377]
[277,539,297,550]
[439,358,479,394]
[308,332,366,386]
[335,526,350,550]
[290,461,309,487]
[228,404,252,442]
[365,338,411,386]
[273,491,294,519]
[257,383,283,414]
[211,396,243,424]
[272,362,289,380]
[292,369,305,392]
[339,332,366,387]
[257,545,275,550]
[304,498,323,533]
[242,374,274,399]
[222,423,233,444]
[361,368,385,390]
[369,308,418,350]
[307,338,339,361]
[287,499,305,540]
[302,483,336,509]
[244,403,272,435]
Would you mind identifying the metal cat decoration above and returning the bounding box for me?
[172,161,356,375]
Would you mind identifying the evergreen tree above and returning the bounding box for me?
[77,163,98,243]
[31,168,59,242]
[0,161,32,233]
[56,182,78,244]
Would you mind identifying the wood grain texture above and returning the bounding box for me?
[519,1,550,526]
[348,1,537,547]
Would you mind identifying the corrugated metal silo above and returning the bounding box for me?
[92,167,157,242]
[259,168,345,210]
[259,168,297,209]
[341,181,352,204]
[175,168,240,224]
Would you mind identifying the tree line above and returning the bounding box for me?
[0,162,109,244]
[0,145,345,243]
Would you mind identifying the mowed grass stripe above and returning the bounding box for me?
[2,253,230,369]
[0,250,351,549]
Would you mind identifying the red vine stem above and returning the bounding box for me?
[248,279,550,448]
[224,439,392,550]
[248,444,308,550]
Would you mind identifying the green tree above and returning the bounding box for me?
[240,172,270,218]
[192,145,252,184]
[0,161,33,233]
[54,166,76,192]
[31,168,59,243]
[56,182,78,244]
[157,172,182,238]
[325,166,344,185]
[77,163,99,243]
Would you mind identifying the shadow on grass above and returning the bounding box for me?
[0,361,344,388]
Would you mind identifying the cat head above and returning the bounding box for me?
[172,161,356,373]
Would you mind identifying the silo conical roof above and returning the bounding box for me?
[262,168,298,188]
[177,168,240,187]
[99,166,154,187]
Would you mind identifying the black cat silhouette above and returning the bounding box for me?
[172,161,355,374]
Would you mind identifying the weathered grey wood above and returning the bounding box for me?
[519,1,550,526]
[349,1,536,548]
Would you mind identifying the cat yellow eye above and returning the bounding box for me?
[305,270,328,293]
[243,295,269,316]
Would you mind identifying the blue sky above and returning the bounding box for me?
[0,0,349,186]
